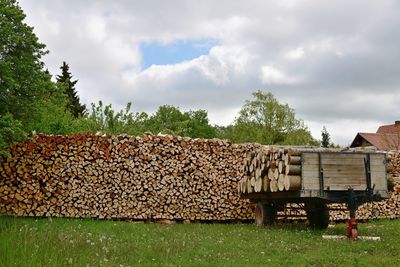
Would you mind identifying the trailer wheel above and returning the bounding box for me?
[306,203,329,229]
[255,202,276,226]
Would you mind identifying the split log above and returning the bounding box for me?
[262,175,270,192]
[254,177,263,192]
[269,179,278,192]
[278,161,285,174]
[278,174,285,191]
[274,168,280,180]
[268,168,275,181]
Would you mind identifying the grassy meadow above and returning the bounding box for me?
[1,216,399,266]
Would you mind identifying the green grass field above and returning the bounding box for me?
[1,216,399,267]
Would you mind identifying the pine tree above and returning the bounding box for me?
[321,126,331,148]
[56,62,86,117]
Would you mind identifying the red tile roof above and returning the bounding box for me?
[377,123,400,134]
[365,133,399,150]
[351,122,400,151]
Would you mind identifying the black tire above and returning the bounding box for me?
[306,202,329,229]
[255,202,277,226]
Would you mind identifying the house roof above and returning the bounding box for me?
[377,123,400,134]
[350,132,400,151]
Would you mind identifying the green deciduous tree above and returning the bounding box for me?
[0,0,57,155]
[74,101,137,134]
[72,102,217,139]
[146,105,216,138]
[56,62,86,117]
[220,90,317,145]
[0,113,25,157]
[0,0,49,121]
[0,1,77,156]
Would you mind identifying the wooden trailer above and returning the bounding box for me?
[241,151,388,230]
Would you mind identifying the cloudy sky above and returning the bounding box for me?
[19,0,400,145]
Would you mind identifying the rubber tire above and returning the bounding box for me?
[306,203,329,229]
[255,202,277,226]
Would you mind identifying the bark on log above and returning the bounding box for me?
[284,175,301,191]
[285,165,301,175]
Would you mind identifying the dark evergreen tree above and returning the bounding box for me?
[56,62,86,117]
[321,126,331,148]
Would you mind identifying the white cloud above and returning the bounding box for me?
[85,16,107,43]
[286,47,305,59]
[260,65,300,85]
[260,65,285,84]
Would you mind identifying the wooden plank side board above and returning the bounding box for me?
[301,153,320,190]
[301,152,387,192]
[370,153,388,192]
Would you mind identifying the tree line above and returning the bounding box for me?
[0,0,331,156]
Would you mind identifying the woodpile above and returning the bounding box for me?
[328,184,400,221]
[1,132,400,223]
[238,146,342,194]
[387,150,400,189]
[0,133,257,221]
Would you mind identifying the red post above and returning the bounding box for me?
[346,217,358,240]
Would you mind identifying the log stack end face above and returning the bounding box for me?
[0,134,256,220]
[240,147,302,194]
[1,135,400,222]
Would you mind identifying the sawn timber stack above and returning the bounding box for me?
[0,133,256,220]
[1,133,399,223]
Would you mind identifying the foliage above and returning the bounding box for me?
[0,0,57,155]
[0,0,48,121]
[220,91,317,145]
[72,102,217,139]
[56,62,86,117]
[321,126,331,148]
[1,216,400,266]
[0,113,26,157]
[21,76,76,135]
[284,129,319,146]
[146,105,217,138]
[71,101,148,136]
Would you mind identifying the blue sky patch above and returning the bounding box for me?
[140,39,218,69]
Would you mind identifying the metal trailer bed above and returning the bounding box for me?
[241,152,388,237]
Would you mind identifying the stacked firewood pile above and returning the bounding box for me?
[328,184,400,221]
[238,146,344,194]
[387,150,400,187]
[0,133,257,221]
[1,132,400,223]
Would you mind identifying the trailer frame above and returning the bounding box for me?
[241,151,387,233]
